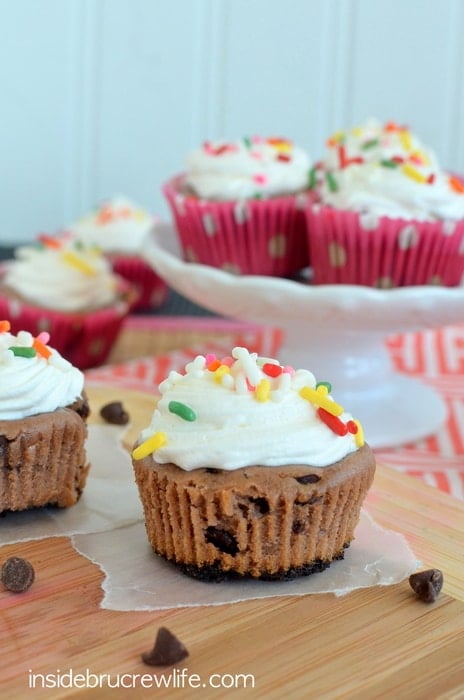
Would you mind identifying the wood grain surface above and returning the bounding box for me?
[0,386,463,700]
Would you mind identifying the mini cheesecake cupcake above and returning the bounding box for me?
[0,321,90,513]
[306,118,464,287]
[132,347,375,581]
[163,136,313,277]
[69,196,168,311]
[0,233,135,369]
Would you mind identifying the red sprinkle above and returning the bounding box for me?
[0,320,11,333]
[317,408,348,436]
[346,420,358,434]
[214,144,230,155]
[391,156,405,164]
[262,363,283,377]
[427,174,436,185]
[277,153,291,162]
[338,145,364,168]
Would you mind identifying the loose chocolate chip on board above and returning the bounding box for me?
[1,557,35,592]
[141,627,189,666]
[100,401,130,425]
[409,569,444,603]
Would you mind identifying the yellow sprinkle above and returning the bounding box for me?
[62,251,97,276]
[214,365,230,383]
[353,419,365,447]
[299,386,344,416]
[399,129,412,152]
[255,378,271,402]
[316,384,329,396]
[132,431,167,460]
[351,126,363,137]
[401,163,427,183]
[134,210,148,221]
[331,130,345,143]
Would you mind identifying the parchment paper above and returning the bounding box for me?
[0,424,419,610]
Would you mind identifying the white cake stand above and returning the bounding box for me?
[143,222,464,449]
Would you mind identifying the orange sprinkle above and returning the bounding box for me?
[384,121,400,132]
[38,234,62,249]
[33,338,52,359]
[97,207,114,224]
[207,359,221,371]
[449,175,464,194]
[0,320,11,332]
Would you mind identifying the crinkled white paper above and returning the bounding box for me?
[0,424,419,610]
[0,425,142,545]
[72,511,419,610]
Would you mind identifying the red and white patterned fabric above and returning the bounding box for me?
[86,318,464,500]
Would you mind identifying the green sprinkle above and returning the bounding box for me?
[316,381,332,392]
[253,192,264,200]
[168,401,197,422]
[243,136,252,148]
[308,166,318,189]
[380,159,399,168]
[10,346,37,358]
[325,171,338,193]
[361,139,379,150]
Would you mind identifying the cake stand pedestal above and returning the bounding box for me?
[143,223,464,449]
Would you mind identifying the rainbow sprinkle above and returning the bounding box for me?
[132,432,167,460]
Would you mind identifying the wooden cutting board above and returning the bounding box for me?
[0,386,463,699]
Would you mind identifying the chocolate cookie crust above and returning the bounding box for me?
[133,444,376,580]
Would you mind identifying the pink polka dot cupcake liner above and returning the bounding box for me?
[305,205,464,287]
[163,174,310,277]
[110,255,168,311]
[0,279,136,370]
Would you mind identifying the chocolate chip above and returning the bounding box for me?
[204,468,220,474]
[294,474,321,484]
[292,521,305,534]
[1,557,35,592]
[248,496,269,515]
[141,627,189,666]
[100,401,129,425]
[205,526,239,556]
[409,569,443,603]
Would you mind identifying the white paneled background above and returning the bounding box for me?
[1,0,464,244]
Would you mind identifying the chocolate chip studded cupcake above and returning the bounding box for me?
[132,347,376,581]
[0,321,90,513]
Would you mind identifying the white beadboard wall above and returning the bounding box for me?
[1,0,463,244]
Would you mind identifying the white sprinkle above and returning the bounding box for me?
[0,349,15,364]
[17,330,34,346]
[232,347,262,386]
[235,372,249,394]
[186,355,206,373]
[221,373,235,389]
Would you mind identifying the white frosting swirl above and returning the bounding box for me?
[3,235,119,312]
[0,327,84,420]
[136,348,363,471]
[185,136,311,200]
[69,195,155,253]
[313,118,464,221]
